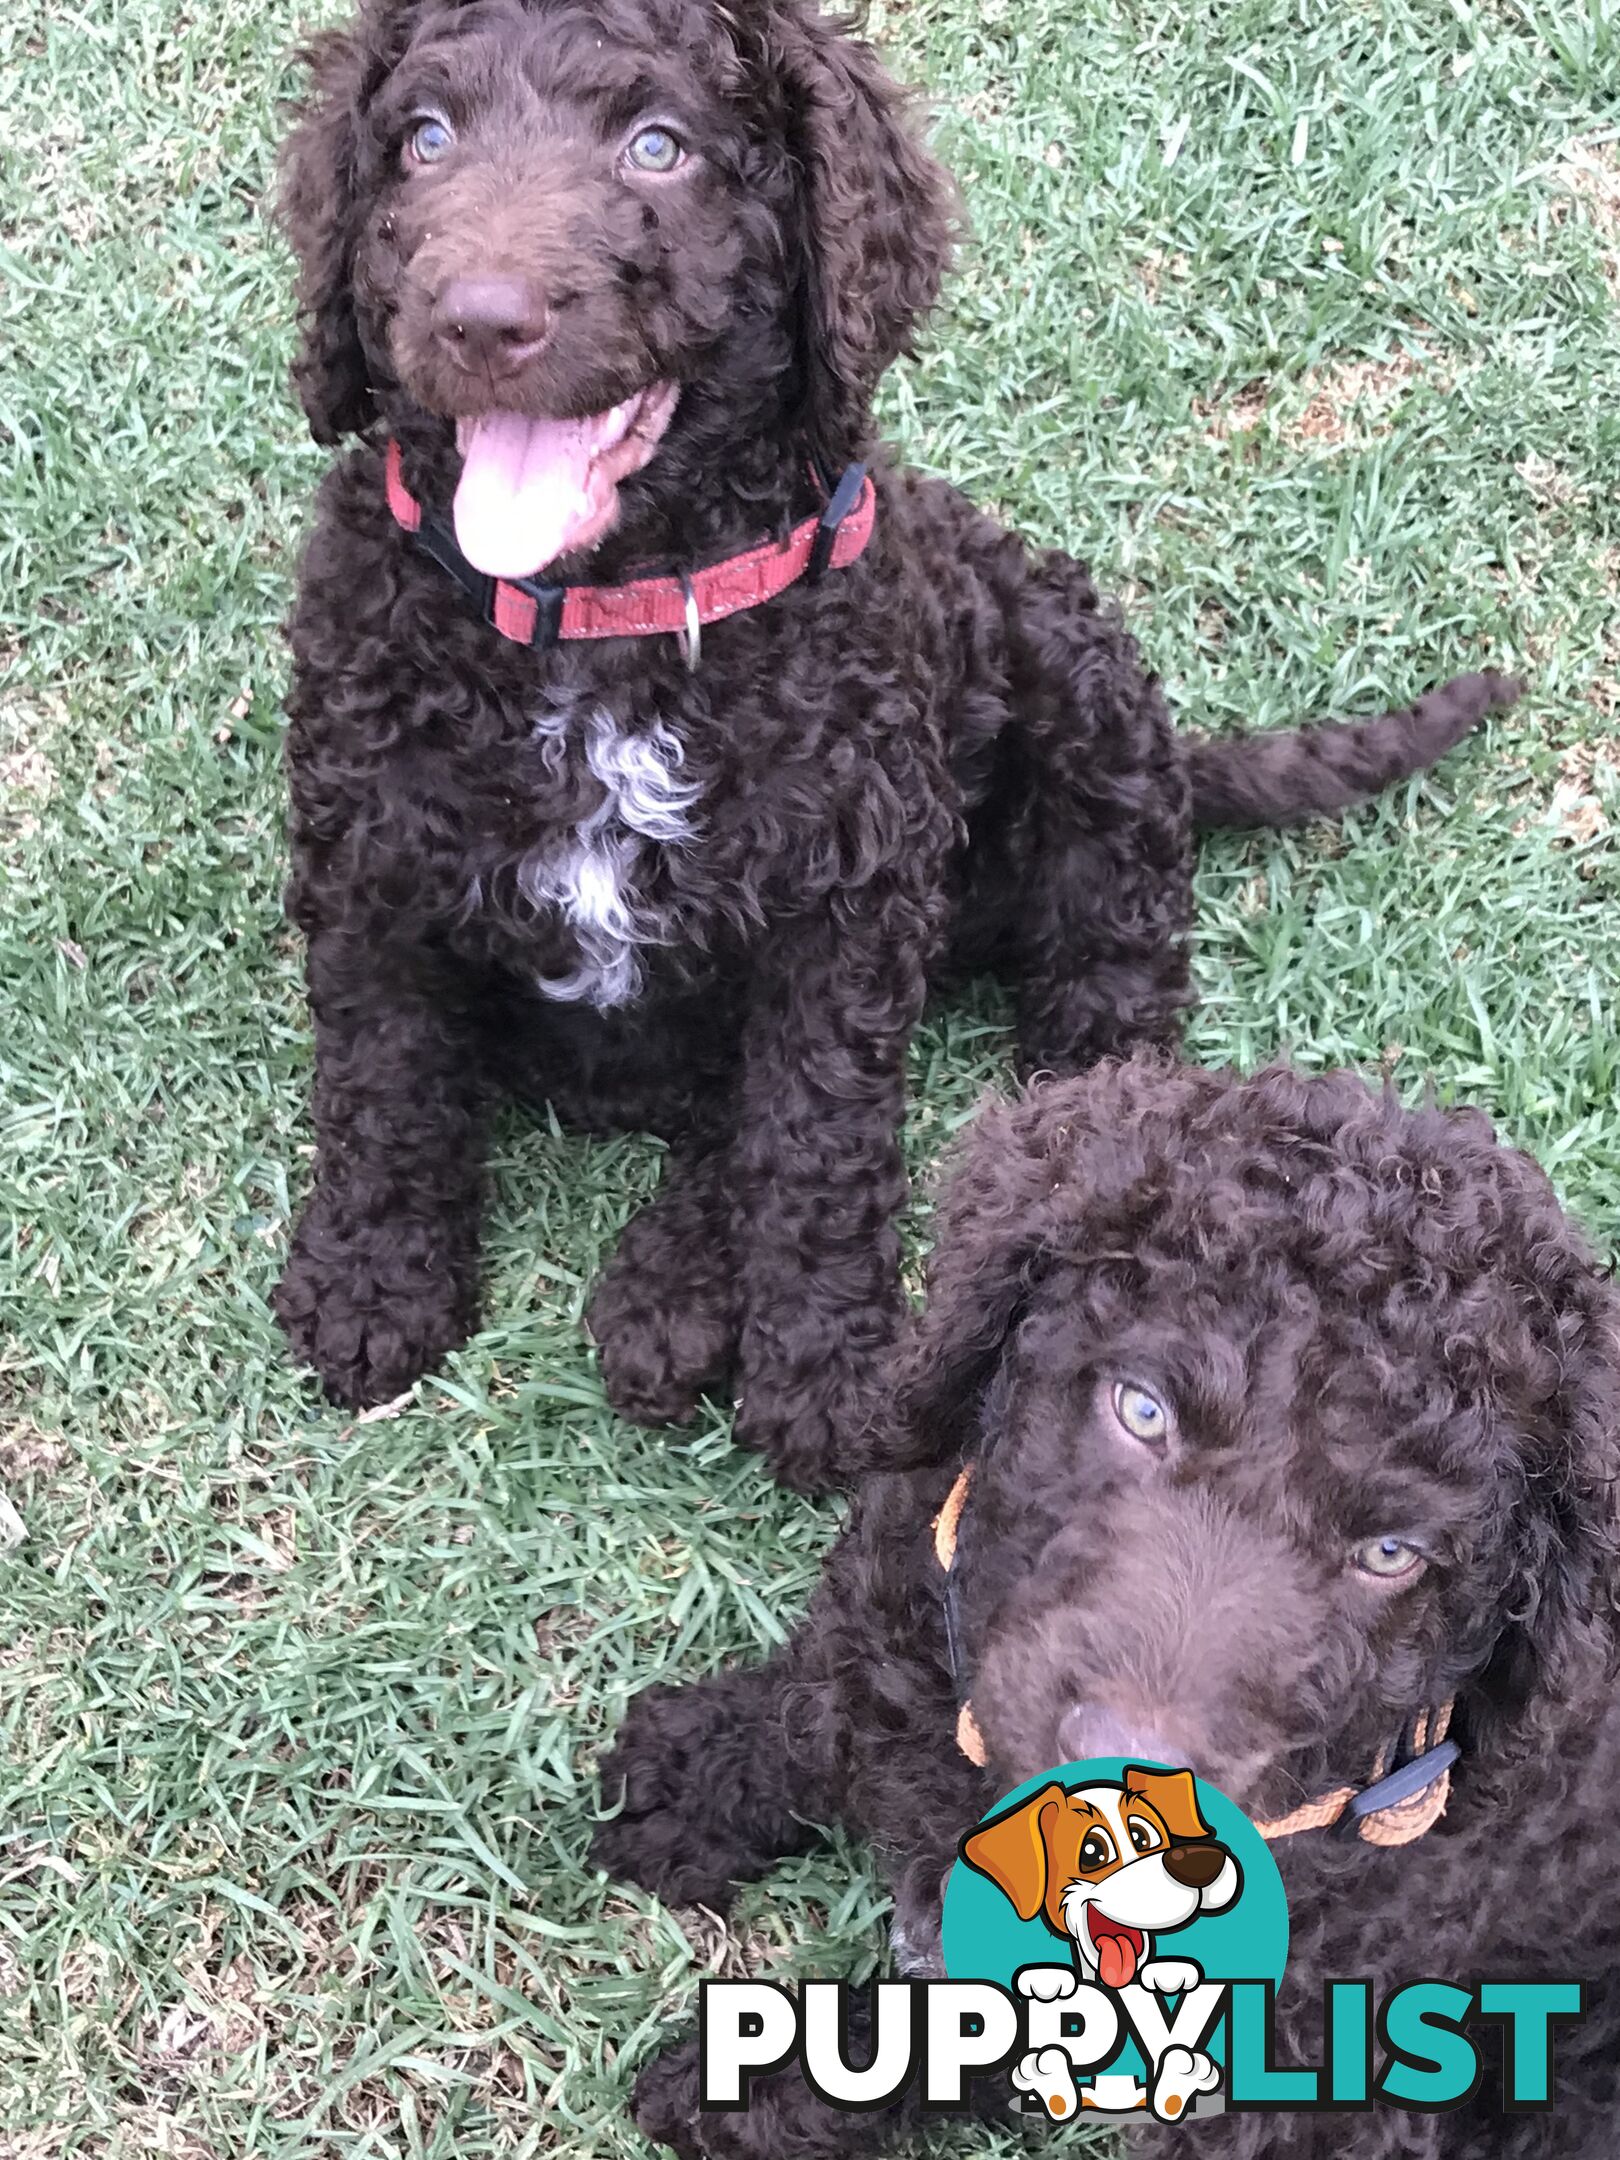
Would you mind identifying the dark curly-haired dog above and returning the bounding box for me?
[273,0,1514,1486]
[596,1057,1620,2158]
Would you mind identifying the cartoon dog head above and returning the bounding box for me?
[962,1766,1241,1989]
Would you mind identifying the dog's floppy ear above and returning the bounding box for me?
[960,1783,1064,1921]
[876,1060,1211,1472]
[276,15,395,442]
[883,1091,1066,1466]
[1474,1281,1620,1755]
[1124,1766,1212,1844]
[751,2,956,470]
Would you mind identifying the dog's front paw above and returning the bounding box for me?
[1015,1964,1079,2003]
[1137,1957,1203,1995]
[1149,2044,1220,2123]
[1011,2045,1079,2121]
[733,1371,878,1496]
[592,1685,744,1911]
[634,2040,714,2160]
[275,1201,476,1408]
[587,1256,737,1429]
[586,1170,739,1428]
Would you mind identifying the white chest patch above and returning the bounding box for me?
[517,697,701,1009]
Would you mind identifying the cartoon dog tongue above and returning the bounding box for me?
[452,385,678,580]
[1089,1914,1144,1989]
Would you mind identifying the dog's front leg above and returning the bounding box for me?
[592,1650,827,1910]
[587,1143,740,1427]
[729,899,929,1492]
[275,930,486,1407]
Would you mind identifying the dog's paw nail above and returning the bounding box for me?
[1016,1963,1079,2001]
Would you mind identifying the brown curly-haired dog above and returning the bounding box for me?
[272,0,1513,1487]
[596,1058,1620,2158]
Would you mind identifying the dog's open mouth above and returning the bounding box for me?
[1086,1906,1146,1989]
[452,382,679,579]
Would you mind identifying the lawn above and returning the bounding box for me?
[2,0,1618,2153]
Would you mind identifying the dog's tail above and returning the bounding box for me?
[1187,669,1519,831]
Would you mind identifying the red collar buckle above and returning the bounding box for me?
[383,439,876,659]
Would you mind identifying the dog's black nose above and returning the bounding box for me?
[432,275,550,377]
[1164,1842,1229,1890]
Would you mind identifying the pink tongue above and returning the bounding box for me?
[453,410,610,579]
[1097,1933,1138,1990]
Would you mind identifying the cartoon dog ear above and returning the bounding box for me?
[746,1,956,473]
[1124,1767,1213,1845]
[960,1784,1065,1922]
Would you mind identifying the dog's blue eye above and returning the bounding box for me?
[1353,1536,1427,1582]
[1112,1381,1171,1445]
[408,116,455,166]
[625,125,684,173]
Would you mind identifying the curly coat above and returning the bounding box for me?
[272,0,1513,1487]
[596,1057,1620,2159]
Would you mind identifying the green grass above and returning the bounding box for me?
[3,0,1619,2151]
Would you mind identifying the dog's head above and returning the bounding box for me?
[277,0,953,565]
[890,1057,1620,1820]
[963,1765,1240,1987]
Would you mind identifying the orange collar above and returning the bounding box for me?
[931,1463,1457,1845]
[384,440,876,663]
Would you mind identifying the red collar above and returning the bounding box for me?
[384,438,876,662]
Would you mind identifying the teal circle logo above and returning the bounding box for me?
[941,1759,1288,2123]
